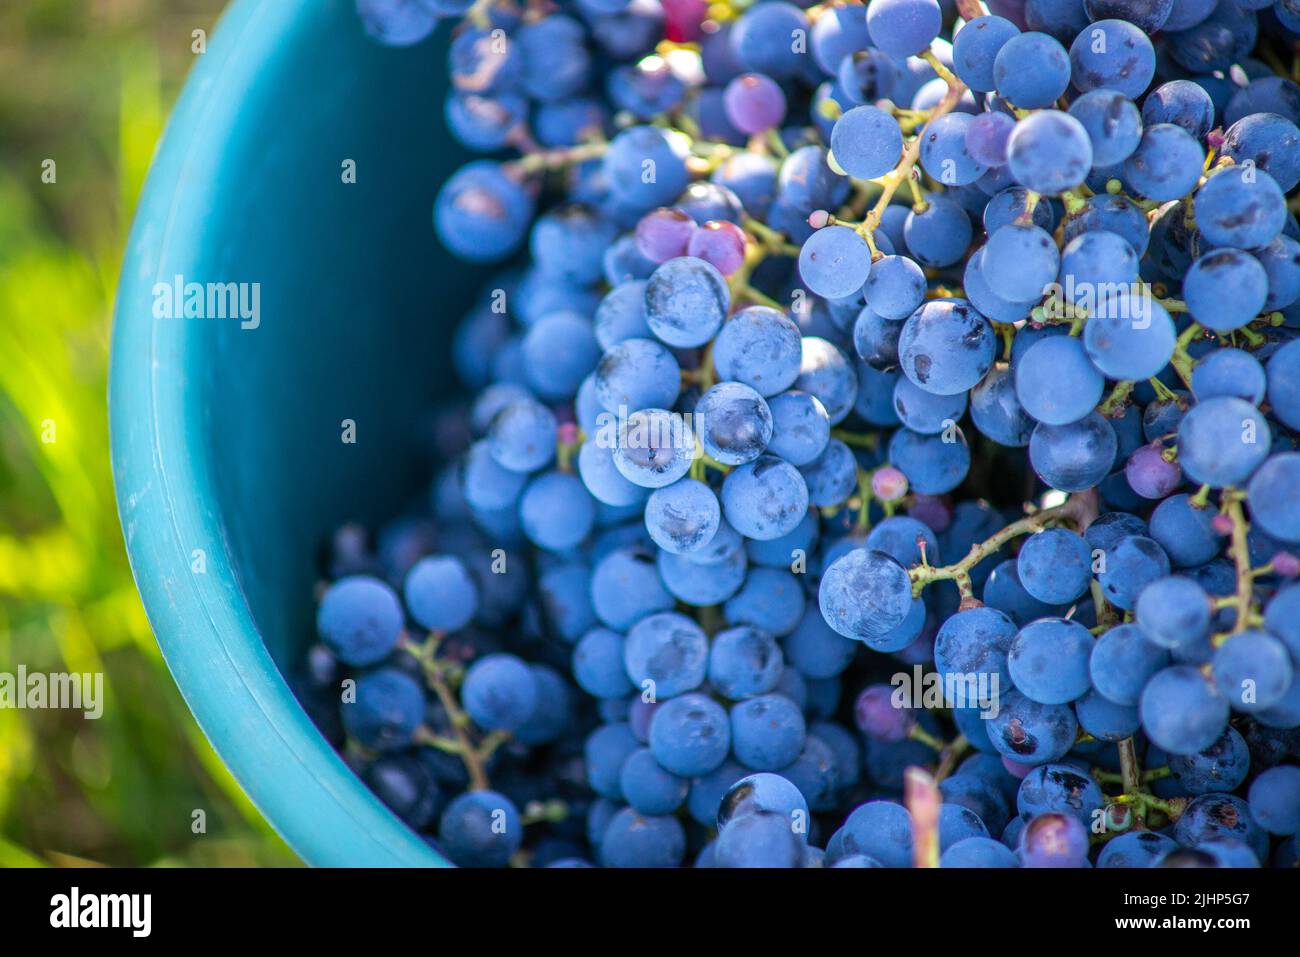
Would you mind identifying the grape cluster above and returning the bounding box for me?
[305,0,1300,867]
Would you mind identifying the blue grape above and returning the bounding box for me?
[715,811,805,868]
[1174,793,1269,860]
[834,800,914,867]
[784,604,861,677]
[343,668,426,751]
[800,226,874,301]
[898,299,997,396]
[1015,336,1104,426]
[902,193,974,266]
[520,471,595,550]
[594,281,651,350]
[1097,830,1179,868]
[1183,249,1268,333]
[1247,765,1300,835]
[317,576,405,666]
[819,548,914,641]
[708,626,784,700]
[1084,0,1172,30]
[1167,725,1250,794]
[1008,618,1094,704]
[1067,90,1143,167]
[971,363,1035,446]
[1124,124,1204,201]
[1068,19,1155,99]
[695,381,774,466]
[920,112,989,186]
[487,398,556,474]
[811,3,871,74]
[864,255,926,322]
[1082,291,1176,381]
[994,32,1070,109]
[712,306,802,397]
[619,748,688,816]
[831,105,904,180]
[888,426,971,494]
[435,162,534,263]
[933,607,1018,703]
[1176,396,1271,488]
[613,408,696,489]
[1221,112,1300,193]
[1140,665,1229,755]
[1016,528,1091,604]
[603,125,690,211]
[1194,165,1287,249]
[942,836,1020,868]
[644,478,721,554]
[649,692,731,776]
[578,439,650,507]
[766,390,831,466]
[1029,411,1118,491]
[590,546,674,630]
[866,0,942,58]
[600,808,686,867]
[953,16,1021,93]
[966,111,1016,168]
[796,336,859,424]
[1247,452,1300,543]
[623,611,709,699]
[730,693,806,770]
[1098,534,1170,610]
[644,256,729,348]
[1007,109,1093,195]
[1086,616,1170,707]
[573,627,635,699]
[892,376,967,435]
[404,555,477,632]
[720,454,810,541]
[730,1,811,77]
[1143,80,1214,141]
[1133,575,1210,650]
[799,438,859,506]
[462,652,539,731]
[988,691,1079,765]
[983,187,1055,235]
[594,337,680,414]
[1212,630,1294,713]
[1017,763,1104,825]
[438,791,522,867]
[984,224,1060,303]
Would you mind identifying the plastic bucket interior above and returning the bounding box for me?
[109,0,491,866]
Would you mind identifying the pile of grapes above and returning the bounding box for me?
[298,0,1300,867]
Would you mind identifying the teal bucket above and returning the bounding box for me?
[109,0,487,866]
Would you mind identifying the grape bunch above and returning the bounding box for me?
[303,0,1300,866]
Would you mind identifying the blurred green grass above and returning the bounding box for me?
[0,0,297,866]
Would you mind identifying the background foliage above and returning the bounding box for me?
[0,0,297,866]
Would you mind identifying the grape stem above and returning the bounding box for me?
[1097,379,1136,416]
[908,488,1100,599]
[1117,736,1144,826]
[404,633,497,791]
[1168,320,1201,388]
[1215,490,1256,644]
[860,62,969,243]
